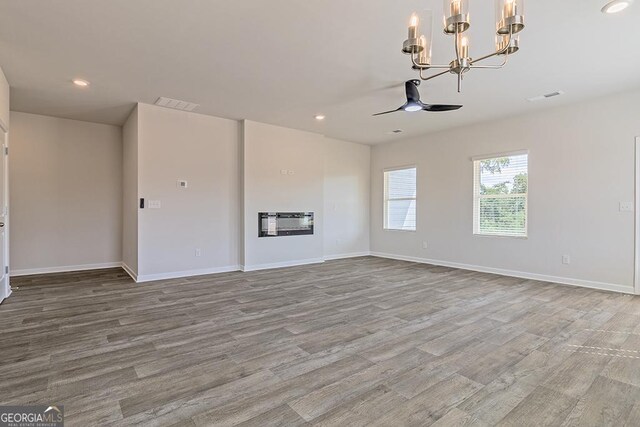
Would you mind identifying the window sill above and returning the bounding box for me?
[474,233,528,240]
[383,228,417,233]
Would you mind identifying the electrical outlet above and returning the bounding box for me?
[562,255,570,265]
[148,200,161,209]
[422,241,428,249]
[280,169,288,175]
[620,202,633,212]
[195,249,201,257]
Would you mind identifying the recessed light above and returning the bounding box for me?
[315,114,326,121]
[601,0,633,13]
[72,79,90,87]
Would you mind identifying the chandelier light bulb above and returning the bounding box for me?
[451,0,461,16]
[496,0,525,35]
[504,0,515,18]
[443,0,470,34]
[418,36,431,65]
[496,34,519,55]
[460,37,469,58]
[408,14,419,39]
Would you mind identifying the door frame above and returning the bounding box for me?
[0,119,8,301]
[635,137,640,295]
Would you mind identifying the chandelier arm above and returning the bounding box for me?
[469,56,509,69]
[419,68,451,81]
[470,51,501,65]
[410,54,453,70]
[470,30,512,65]
[469,64,505,69]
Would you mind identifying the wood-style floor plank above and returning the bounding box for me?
[2,257,640,426]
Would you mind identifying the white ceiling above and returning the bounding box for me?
[0,0,639,144]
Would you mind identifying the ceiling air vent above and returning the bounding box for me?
[527,91,565,102]
[155,97,199,112]
[386,129,404,135]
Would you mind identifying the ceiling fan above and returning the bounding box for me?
[373,80,462,116]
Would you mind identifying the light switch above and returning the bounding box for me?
[280,169,288,175]
[148,200,161,209]
[619,202,633,212]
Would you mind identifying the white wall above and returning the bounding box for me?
[241,121,371,270]
[135,103,241,280]
[129,114,371,275]
[242,120,325,269]
[122,105,138,277]
[323,137,370,259]
[10,112,122,274]
[370,90,640,293]
[8,103,368,281]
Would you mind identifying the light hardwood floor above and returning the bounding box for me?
[2,257,640,426]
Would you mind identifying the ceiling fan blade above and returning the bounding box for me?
[422,104,463,112]
[405,80,421,103]
[373,107,403,116]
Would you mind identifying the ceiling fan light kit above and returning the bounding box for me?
[403,0,526,92]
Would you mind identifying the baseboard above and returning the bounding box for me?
[0,283,9,305]
[121,262,138,282]
[370,252,634,295]
[136,265,241,283]
[242,257,325,272]
[10,262,123,277]
[323,251,371,261]
[8,254,359,284]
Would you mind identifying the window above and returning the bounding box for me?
[473,152,528,237]
[384,167,417,231]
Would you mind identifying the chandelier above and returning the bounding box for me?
[403,0,525,92]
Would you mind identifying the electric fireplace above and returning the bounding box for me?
[259,212,314,237]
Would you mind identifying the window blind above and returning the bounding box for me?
[384,167,417,231]
[473,153,528,237]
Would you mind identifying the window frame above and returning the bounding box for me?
[383,165,417,232]
[472,150,529,239]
